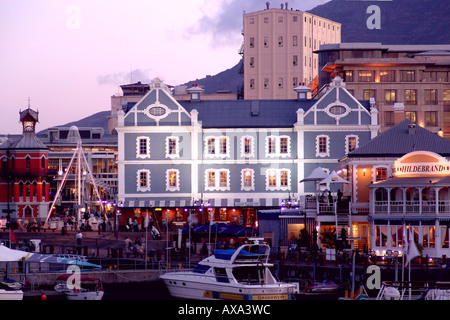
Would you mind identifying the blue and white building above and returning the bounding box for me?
[116,77,378,230]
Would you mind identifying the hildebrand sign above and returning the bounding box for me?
[394,151,450,177]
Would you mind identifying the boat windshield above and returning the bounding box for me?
[193,264,210,274]
[232,266,268,285]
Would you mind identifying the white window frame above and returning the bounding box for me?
[136,136,150,159]
[204,136,230,158]
[136,169,150,192]
[166,169,180,192]
[265,168,291,191]
[165,136,180,159]
[241,168,255,191]
[265,135,291,158]
[205,168,230,191]
[240,136,255,158]
[345,135,359,154]
[316,134,330,158]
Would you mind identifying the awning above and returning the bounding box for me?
[120,198,283,208]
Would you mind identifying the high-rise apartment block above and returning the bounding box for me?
[242,3,341,100]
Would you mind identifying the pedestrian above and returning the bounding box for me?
[76,231,82,246]
[124,236,132,252]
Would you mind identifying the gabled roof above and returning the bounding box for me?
[348,119,450,157]
[1,132,48,150]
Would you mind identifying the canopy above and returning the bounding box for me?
[320,171,350,184]
[0,245,101,270]
[300,167,329,182]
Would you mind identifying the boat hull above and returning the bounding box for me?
[0,289,24,300]
[161,272,296,300]
[65,291,104,300]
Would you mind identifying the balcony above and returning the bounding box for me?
[372,200,450,215]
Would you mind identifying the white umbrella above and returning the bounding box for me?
[320,171,350,184]
[300,167,329,182]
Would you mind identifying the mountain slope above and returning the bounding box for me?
[308,0,450,44]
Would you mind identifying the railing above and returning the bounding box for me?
[373,200,450,215]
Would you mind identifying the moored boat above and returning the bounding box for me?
[54,274,104,300]
[160,239,299,300]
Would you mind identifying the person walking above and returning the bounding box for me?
[76,231,83,246]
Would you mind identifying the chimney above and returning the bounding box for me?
[266,2,270,9]
[408,123,416,135]
[393,103,405,124]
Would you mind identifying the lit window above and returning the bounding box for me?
[241,136,255,158]
[205,169,230,191]
[266,169,290,191]
[136,169,150,192]
[358,70,375,82]
[375,167,387,181]
[241,169,254,191]
[405,89,417,105]
[166,169,180,192]
[346,135,359,154]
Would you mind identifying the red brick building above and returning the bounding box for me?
[0,106,50,227]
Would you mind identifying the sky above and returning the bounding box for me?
[0,0,330,135]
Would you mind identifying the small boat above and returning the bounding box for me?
[377,281,450,300]
[304,280,340,294]
[54,274,104,300]
[0,278,24,300]
[160,239,299,300]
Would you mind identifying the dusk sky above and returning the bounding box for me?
[1,0,329,134]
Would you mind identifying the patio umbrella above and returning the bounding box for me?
[300,167,329,183]
[320,171,350,184]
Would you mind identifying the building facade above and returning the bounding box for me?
[316,43,450,138]
[242,3,341,100]
[116,77,377,232]
[340,119,450,258]
[0,107,50,226]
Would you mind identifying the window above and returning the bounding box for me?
[137,169,150,192]
[241,169,254,191]
[400,70,415,82]
[266,169,290,191]
[205,136,229,158]
[293,36,298,46]
[265,135,290,157]
[316,135,330,157]
[344,71,354,82]
[385,89,396,104]
[264,78,269,89]
[205,169,230,191]
[293,55,298,66]
[165,136,179,158]
[249,57,255,68]
[346,135,358,154]
[166,169,180,191]
[41,157,46,170]
[385,111,395,126]
[249,37,255,48]
[380,70,395,82]
[405,89,417,104]
[425,89,437,105]
[136,137,150,159]
[241,136,255,158]
[445,90,450,105]
[278,36,283,47]
[250,79,255,89]
[363,90,376,100]
[25,156,30,169]
[425,111,438,126]
[264,37,269,47]
[375,167,387,181]
[405,111,417,123]
[358,70,375,82]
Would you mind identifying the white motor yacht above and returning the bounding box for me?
[160,239,299,300]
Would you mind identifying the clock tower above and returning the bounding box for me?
[0,102,50,225]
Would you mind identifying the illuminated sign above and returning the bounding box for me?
[394,151,450,177]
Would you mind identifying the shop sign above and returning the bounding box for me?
[394,151,450,177]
